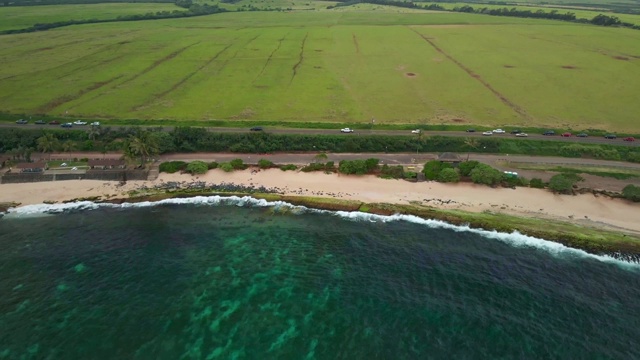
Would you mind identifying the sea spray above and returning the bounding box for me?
[4,196,640,268]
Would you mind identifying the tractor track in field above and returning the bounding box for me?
[409,27,532,121]
[352,34,360,53]
[116,42,200,88]
[290,33,308,85]
[215,35,261,75]
[131,43,235,111]
[253,35,287,83]
[35,75,123,112]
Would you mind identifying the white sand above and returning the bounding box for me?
[1,168,639,233]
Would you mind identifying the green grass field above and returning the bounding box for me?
[0,6,639,131]
[0,3,185,31]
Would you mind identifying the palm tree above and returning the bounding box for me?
[87,125,101,141]
[126,131,159,167]
[62,141,76,154]
[37,133,59,161]
[464,137,479,160]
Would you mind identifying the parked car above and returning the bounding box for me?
[510,129,521,134]
[576,133,588,138]
[61,123,73,128]
[411,129,421,134]
[515,133,528,137]
[250,126,263,131]
[73,120,87,125]
[35,120,46,125]
[49,121,60,125]
[15,119,28,124]
[466,129,476,133]
[604,134,617,139]
[562,132,572,137]
[482,131,493,136]
[90,122,100,126]
[543,130,555,136]
[623,137,636,142]
[340,128,354,133]
[492,129,505,134]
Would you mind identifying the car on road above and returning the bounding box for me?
[466,129,476,133]
[411,129,421,134]
[250,126,263,131]
[576,133,588,137]
[73,120,87,125]
[623,137,636,142]
[562,132,572,137]
[482,131,493,136]
[15,119,28,124]
[61,123,73,128]
[543,130,555,136]
[340,128,354,133]
[35,120,46,125]
[492,129,505,134]
[90,122,100,126]
[515,133,528,137]
[604,134,617,139]
[510,129,522,134]
[49,121,60,125]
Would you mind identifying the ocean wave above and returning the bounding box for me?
[3,196,639,269]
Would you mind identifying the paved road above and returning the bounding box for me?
[2,123,638,147]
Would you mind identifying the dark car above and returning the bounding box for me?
[15,119,28,124]
[250,126,263,131]
[543,130,555,136]
[623,137,635,142]
[604,134,617,139]
[49,121,60,125]
[35,120,46,125]
[576,133,588,137]
[61,123,73,128]
[510,129,521,134]
[466,129,476,133]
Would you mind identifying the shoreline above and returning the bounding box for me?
[1,168,640,256]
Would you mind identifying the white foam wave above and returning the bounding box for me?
[3,195,639,269]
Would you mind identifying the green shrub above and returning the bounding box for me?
[469,164,502,186]
[458,160,479,177]
[404,171,417,179]
[622,184,640,202]
[627,152,640,163]
[280,164,297,171]
[325,161,335,170]
[230,158,246,170]
[220,163,234,172]
[438,168,460,183]
[548,174,578,194]
[159,161,187,173]
[301,163,326,172]
[186,160,208,175]
[530,178,545,188]
[258,159,274,169]
[422,160,452,180]
[207,161,218,169]
[380,164,405,179]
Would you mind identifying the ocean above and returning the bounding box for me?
[1,196,639,359]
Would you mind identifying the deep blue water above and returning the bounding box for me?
[1,197,639,359]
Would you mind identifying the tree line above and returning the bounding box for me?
[2,127,640,164]
[0,0,226,35]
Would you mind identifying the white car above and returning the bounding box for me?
[482,131,493,136]
[73,120,87,125]
[340,128,354,133]
[90,122,100,126]
[515,133,529,137]
[492,129,505,134]
[411,129,421,134]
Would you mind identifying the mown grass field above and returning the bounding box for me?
[0,3,184,31]
[0,6,639,131]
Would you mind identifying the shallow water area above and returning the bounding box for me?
[1,199,640,359]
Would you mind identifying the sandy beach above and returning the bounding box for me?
[1,168,639,234]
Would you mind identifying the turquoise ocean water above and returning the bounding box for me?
[1,196,639,359]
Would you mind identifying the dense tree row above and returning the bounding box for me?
[2,127,640,164]
[1,0,172,6]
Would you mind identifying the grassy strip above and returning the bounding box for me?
[505,162,640,180]
[95,191,640,256]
